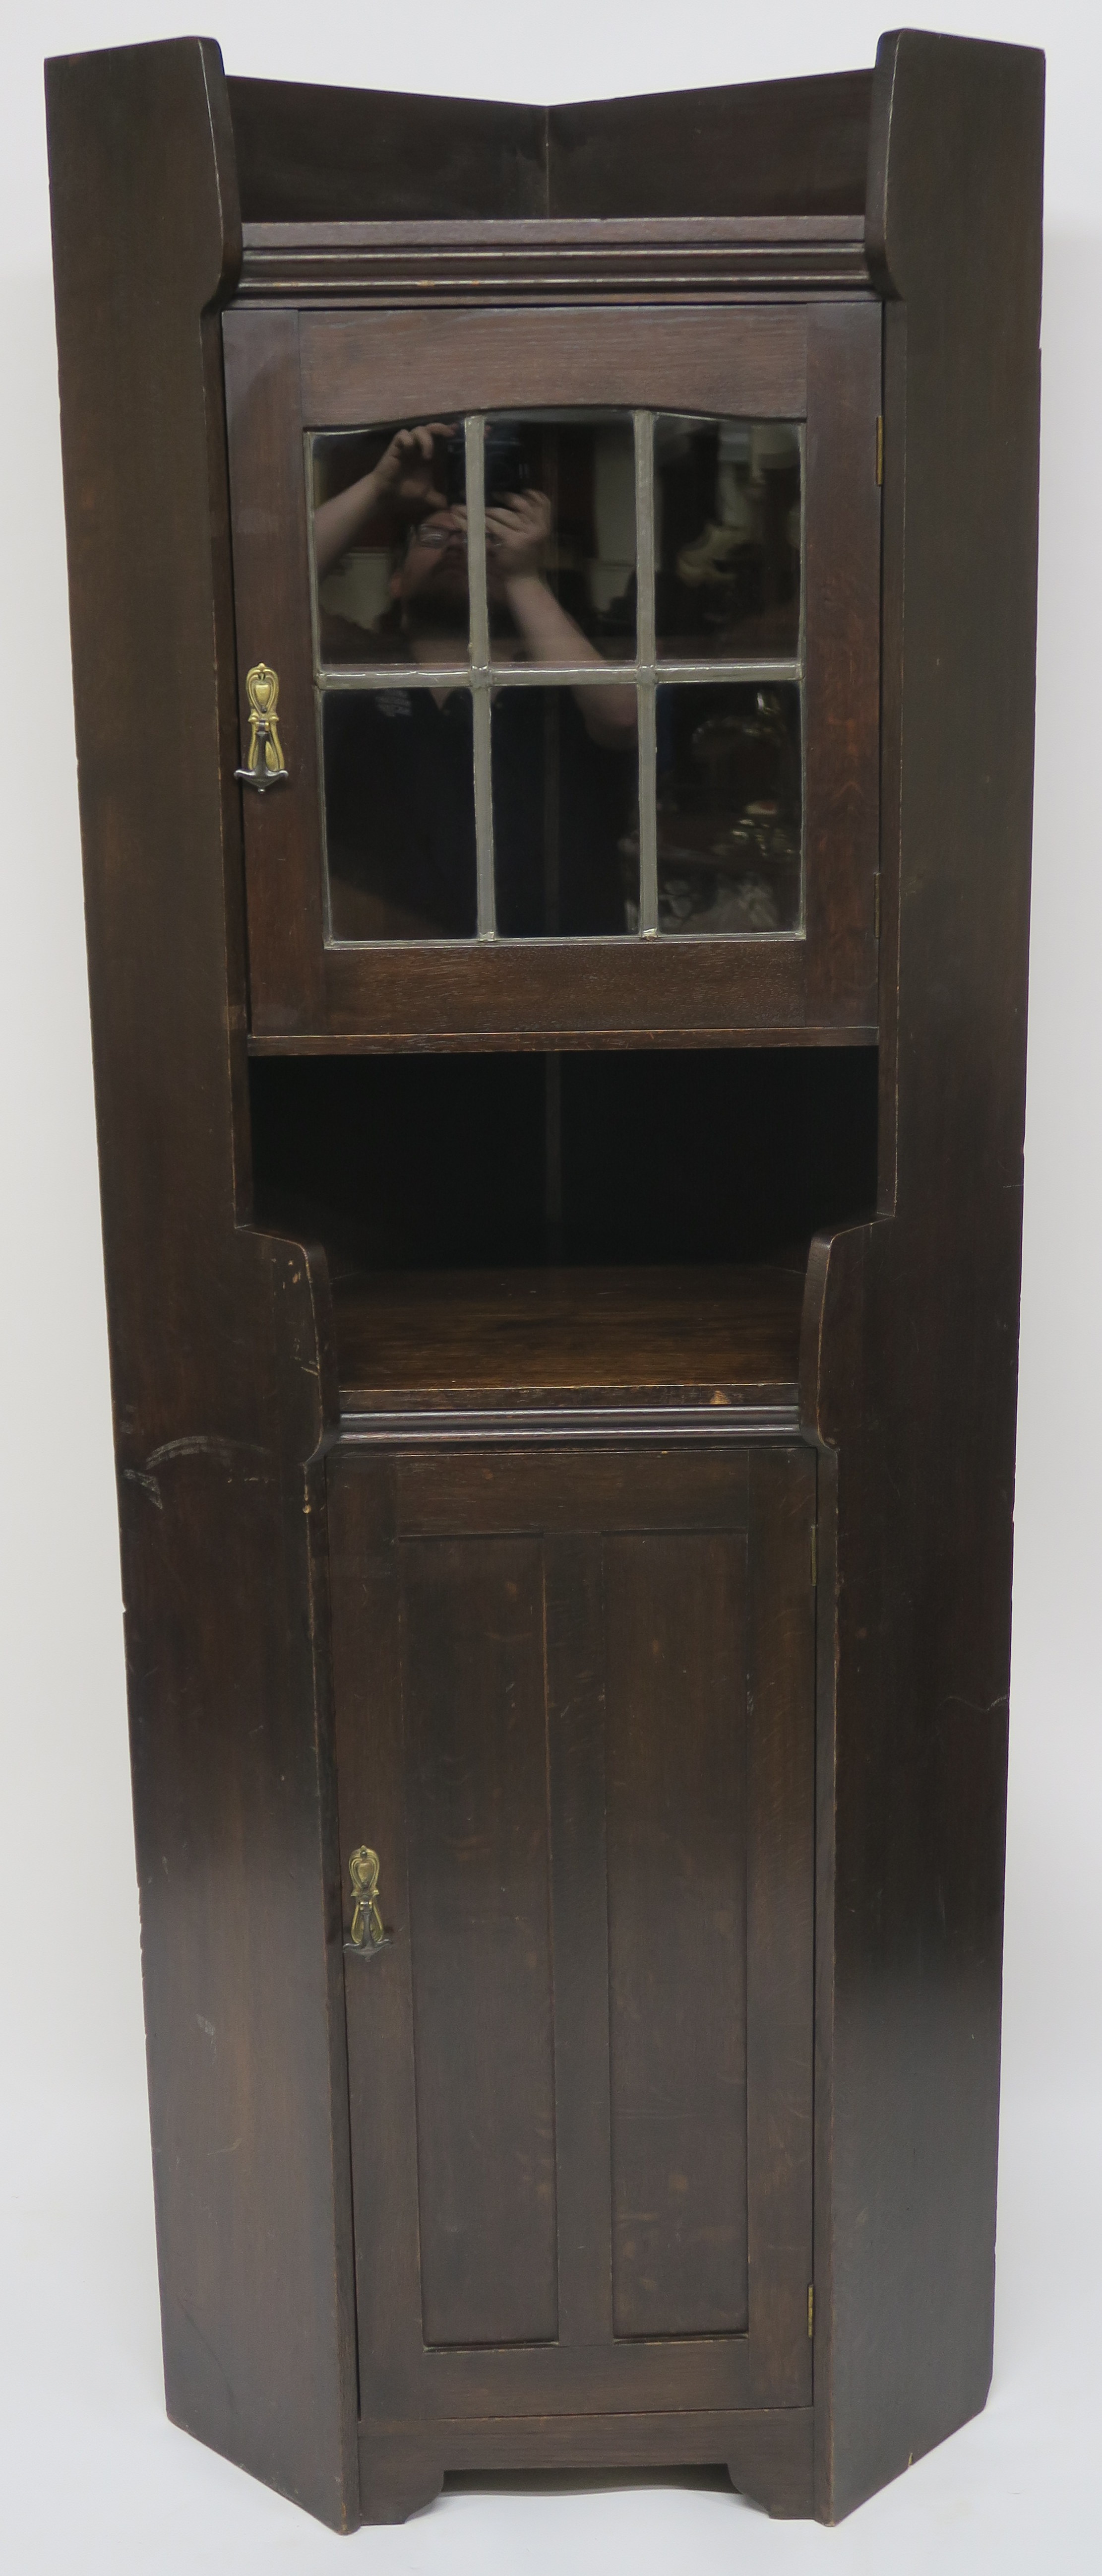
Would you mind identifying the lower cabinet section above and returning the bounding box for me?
[328,1440,816,2522]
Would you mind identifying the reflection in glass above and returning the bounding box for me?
[655,683,801,936]
[484,413,637,665]
[323,687,478,941]
[492,683,639,939]
[309,410,805,945]
[312,424,470,669]
[654,417,801,663]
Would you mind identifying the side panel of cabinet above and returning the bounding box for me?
[328,1441,815,2479]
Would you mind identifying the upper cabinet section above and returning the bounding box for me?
[226,295,881,1044]
[220,42,886,1047]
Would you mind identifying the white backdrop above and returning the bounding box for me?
[2,6,1100,2570]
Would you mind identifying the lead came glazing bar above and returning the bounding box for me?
[466,412,490,671]
[634,411,659,936]
[319,659,799,692]
[637,685,658,935]
[635,411,657,669]
[472,688,495,940]
[465,414,496,937]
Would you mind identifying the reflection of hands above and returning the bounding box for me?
[486,490,552,584]
[313,422,455,580]
[373,422,452,519]
[485,488,635,749]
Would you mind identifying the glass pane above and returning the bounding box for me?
[492,683,639,938]
[323,687,478,941]
[654,417,801,663]
[482,413,637,666]
[656,682,801,936]
[312,424,470,669]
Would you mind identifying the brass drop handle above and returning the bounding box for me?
[347,1845,387,1954]
[236,661,290,792]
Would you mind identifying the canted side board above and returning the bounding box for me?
[46,37,358,2527]
[801,28,1042,2522]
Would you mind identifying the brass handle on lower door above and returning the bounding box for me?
[347,1846,387,1953]
[235,662,290,791]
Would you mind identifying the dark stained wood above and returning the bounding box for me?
[250,1022,878,1053]
[333,1264,805,1406]
[330,1442,814,2454]
[222,305,326,1025]
[328,1456,434,2447]
[316,938,812,1046]
[392,1445,753,1538]
[800,27,1044,2524]
[343,1403,801,1450]
[743,1446,816,2404]
[45,35,356,2531]
[544,1539,614,2346]
[548,72,874,220]
[402,1535,559,2348]
[224,66,873,228]
[227,75,548,223]
[803,299,881,1022]
[358,2406,815,2521]
[606,1532,749,2336]
[297,298,806,424]
[51,28,1042,2541]
[238,214,874,308]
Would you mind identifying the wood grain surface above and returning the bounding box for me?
[224,65,872,226]
[333,1264,804,1403]
[802,27,1044,2523]
[330,1443,814,2515]
[46,34,357,2531]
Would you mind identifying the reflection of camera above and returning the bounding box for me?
[445,425,531,506]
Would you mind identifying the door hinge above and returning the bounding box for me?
[810,1526,818,1587]
[807,2284,814,2338]
[875,414,884,486]
[874,872,881,941]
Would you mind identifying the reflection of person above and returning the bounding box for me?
[315,424,636,747]
[319,424,638,939]
[313,422,450,576]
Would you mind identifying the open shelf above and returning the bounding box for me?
[334,1261,803,1413]
[249,1044,874,1422]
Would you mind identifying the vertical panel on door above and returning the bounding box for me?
[544,1536,614,2347]
[606,1532,750,2339]
[400,1534,558,2348]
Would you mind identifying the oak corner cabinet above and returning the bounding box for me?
[47,27,1042,2533]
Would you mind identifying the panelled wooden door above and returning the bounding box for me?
[328,1439,815,2454]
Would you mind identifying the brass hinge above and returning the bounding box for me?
[874,872,881,941]
[810,1526,818,1588]
[875,415,884,486]
[807,2284,814,2338]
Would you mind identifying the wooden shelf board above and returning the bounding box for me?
[334,1262,804,1411]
